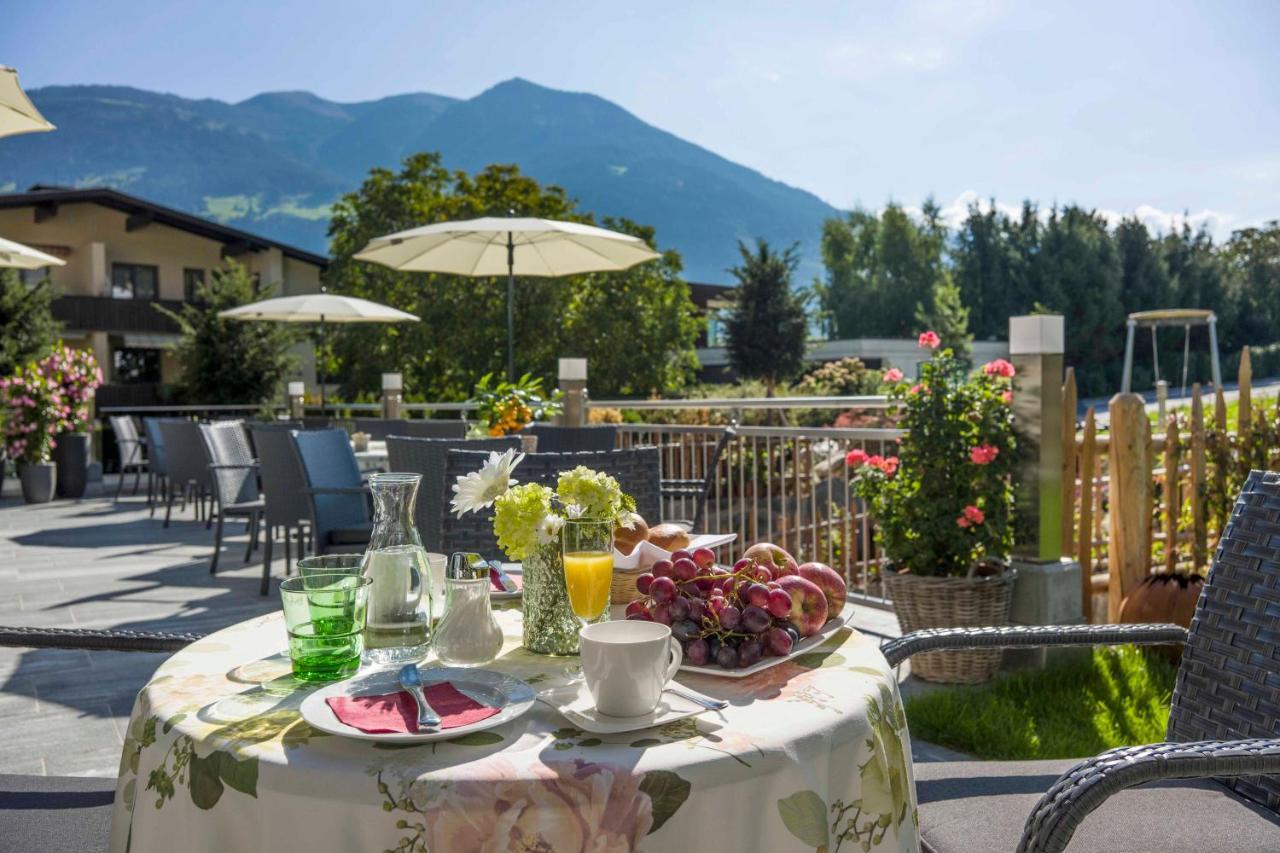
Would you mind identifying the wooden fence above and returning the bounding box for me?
[1062,346,1273,622]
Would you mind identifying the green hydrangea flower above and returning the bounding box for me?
[493,483,556,561]
[556,466,635,522]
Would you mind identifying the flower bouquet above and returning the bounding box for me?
[451,450,635,654]
[468,373,564,437]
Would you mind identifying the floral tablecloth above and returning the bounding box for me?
[110,607,919,853]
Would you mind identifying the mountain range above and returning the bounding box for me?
[0,78,839,282]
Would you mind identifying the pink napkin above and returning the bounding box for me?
[326,682,500,734]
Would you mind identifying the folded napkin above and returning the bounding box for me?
[326,682,500,734]
[489,565,520,593]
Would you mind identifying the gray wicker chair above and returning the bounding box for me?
[141,417,183,518]
[250,425,312,593]
[109,415,146,499]
[441,446,661,555]
[893,469,1280,853]
[158,420,213,528]
[659,426,736,530]
[385,435,523,551]
[0,625,200,853]
[198,422,265,577]
[520,424,619,453]
[355,418,467,441]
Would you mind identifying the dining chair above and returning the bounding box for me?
[158,421,213,528]
[385,435,523,551]
[355,418,467,441]
[890,469,1280,852]
[141,417,181,517]
[197,421,265,578]
[520,423,619,453]
[249,424,313,593]
[109,415,146,499]
[290,428,372,557]
[441,446,662,555]
[0,625,200,853]
[659,426,736,530]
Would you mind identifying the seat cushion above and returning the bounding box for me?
[326,524,373,545]
[0,773,114,853]
[916,758,1280,853]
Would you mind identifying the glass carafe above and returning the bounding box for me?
[433,553,504,667]
[360,473,432,664]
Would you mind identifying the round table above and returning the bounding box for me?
[109,608,920,852]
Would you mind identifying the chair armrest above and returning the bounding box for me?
[0,625,203,653]
[880,623,1187,667]
[207,462,259,471]
[1017,738,1280,853]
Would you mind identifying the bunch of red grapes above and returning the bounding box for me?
[624,546,799,669]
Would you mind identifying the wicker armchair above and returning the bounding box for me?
[198,422,265,577]
[520,424,619,453]
[441,446,662,555]
[355,418,467,441]
[897,470,1280,853]
[659,426,736,530]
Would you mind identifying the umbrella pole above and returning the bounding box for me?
[506,231,515,382]
[318,317,326,414]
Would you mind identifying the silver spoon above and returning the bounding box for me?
[665,685,728,711]
[398,664,442,729]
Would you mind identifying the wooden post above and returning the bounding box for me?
[1108,393,1151,621]
[1163,416,1181,574]
[1238,346,1252,435]
[1189,384,1207,571]
[1077,407,1097,622]
[1061,368,1077,557]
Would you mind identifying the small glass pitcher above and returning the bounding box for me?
[360,473,432,664]
[433,553,504,667]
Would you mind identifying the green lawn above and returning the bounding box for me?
[904,646,1177,760]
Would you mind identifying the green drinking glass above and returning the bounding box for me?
[296,554,363,578]
[280,572,371,682]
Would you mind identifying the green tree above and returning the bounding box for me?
[158,261,297,404]
[1222,222,1280,352]
[0,269,60,378]
[917,276,972,362]
[326,154,698,400]
[724,239,809,396]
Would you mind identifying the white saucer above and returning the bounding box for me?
[535,682,715,734]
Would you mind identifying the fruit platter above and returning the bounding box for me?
[622,540,851,676]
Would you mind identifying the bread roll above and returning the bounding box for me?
[613,512,649,556]
[646,523,690,553]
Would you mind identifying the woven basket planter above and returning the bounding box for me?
[883,567,1016,684]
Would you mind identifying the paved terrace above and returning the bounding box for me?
[0,474,958,777]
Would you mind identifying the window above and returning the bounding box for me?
[111,264,159,300]
[113,348,162,384]
[183,268,206,302]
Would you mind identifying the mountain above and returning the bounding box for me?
[0,78,838,281]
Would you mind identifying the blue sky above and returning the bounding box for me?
[5,0,1278,235]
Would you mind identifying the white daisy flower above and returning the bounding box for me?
[564,502,587,519]
[535,512,566,545]
[450,449,524,517]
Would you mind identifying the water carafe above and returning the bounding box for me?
[360,473,432,663]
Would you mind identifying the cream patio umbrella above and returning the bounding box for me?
[219,290,419,410]
[0,66,54,138]
[354,216,660,381]
[0,235,64,269]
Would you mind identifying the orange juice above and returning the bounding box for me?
[563,551,613,620]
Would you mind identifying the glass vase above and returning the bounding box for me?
[521,543,581,655]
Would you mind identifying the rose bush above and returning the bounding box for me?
[847,332,1016,577]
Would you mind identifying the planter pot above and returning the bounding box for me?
[1119,571,1204,662]
[18,462,56,504]
[883,566,1017,684]
[53,432,92,499]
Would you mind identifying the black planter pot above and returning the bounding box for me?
[18,462,56,504]
[53,432,92,499]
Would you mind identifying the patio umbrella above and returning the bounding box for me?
[219,290,419,410]
[0,235,64,269]
[354,216,660,381]
[0,66,54,138]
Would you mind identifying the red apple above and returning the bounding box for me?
[797,561,847,614]
[776,576,828,637]
[741,542,799,577]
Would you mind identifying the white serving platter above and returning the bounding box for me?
[300,665,535,743]
[677,602,855,679]
[612,532,738,571]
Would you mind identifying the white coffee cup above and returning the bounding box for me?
[579,620,683,717]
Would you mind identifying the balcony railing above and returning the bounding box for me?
[52,295,183,334]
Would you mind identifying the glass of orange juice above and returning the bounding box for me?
[561,519,614,626]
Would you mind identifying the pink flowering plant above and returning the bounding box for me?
[1,344,102,464]
[847,332,1017,577]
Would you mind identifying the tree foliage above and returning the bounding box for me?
[158,261,297,405]
[325,153,699,400]
[724,239,808,395]
[0,269,60,379]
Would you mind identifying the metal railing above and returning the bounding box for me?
[590,395,891,411]
[617,422,904,607]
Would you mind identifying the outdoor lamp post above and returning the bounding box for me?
[287,381,306,420]
[559,358,588,427]
[381,373,403,420]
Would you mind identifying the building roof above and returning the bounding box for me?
[0,185,328,268]
[688,280,734,308]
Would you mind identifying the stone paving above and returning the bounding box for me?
[0,472,962,777]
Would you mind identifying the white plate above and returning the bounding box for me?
[299,665,535,743]
[535,681,714,734]
[612,532,738,570]
[678,602,856,678]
